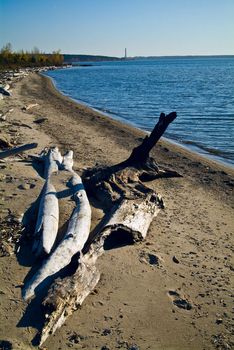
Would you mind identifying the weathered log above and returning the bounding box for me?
[32,147,62,257]
[101,192,163,242]
[42,146,63,178]
[35,112,178,344]
[39,260,100,346]
[32,180,59,256]
[0,142,38,159]
[38,190,163,344]
[23,172,91,300]
[84,112,179,206]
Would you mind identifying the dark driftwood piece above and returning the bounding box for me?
[0,142,38,159]
[125,111,177,167]
[83,111,179,206]
[39,112,179,345]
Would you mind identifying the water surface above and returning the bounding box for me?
[45,57,234,166]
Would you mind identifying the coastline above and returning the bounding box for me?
[42,67,234,169]
[0,72,233,349]
[44,71,234,175]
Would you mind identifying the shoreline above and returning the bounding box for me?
[44,63,234,169]
[44,71,234,174]
[0,71,233,349]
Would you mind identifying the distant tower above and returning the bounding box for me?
[125,48,127,59]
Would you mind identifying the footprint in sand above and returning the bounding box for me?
[139,251,162,267]
[168,290,192,310]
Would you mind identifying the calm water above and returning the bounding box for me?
[45,57,234,166]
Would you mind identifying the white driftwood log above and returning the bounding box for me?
[38,191,163,344]
[102,193,162,242]
[62,150,74,171]
[32,147,62,256]
[43,146,63,178]
[32,180,59,256]
[23,172,91,300]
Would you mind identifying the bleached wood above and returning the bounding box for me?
[32,147,62,257]
[38,192,162,344]
[62,150,74,171]
[23,172,91,300]
[102,193,163,241]
[32,180,59,256]
[37,113,177,344]
[39,260,100,346]
[43,146,63,178]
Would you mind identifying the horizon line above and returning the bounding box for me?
[63,53,234,58]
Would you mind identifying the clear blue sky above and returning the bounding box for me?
[1,0,234,56]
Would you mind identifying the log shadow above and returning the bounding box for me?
[16,189,43,267]
[29,158,45,179]
[103,228,135,251]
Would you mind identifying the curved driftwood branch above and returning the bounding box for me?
[23,171,91,300]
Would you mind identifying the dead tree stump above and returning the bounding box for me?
[83,111,179,207]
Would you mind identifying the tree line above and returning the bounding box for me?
[0,43,64,69]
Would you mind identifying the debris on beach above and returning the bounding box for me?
[21,112,180,345]
[0,214,24,257]
[22,103,39,111]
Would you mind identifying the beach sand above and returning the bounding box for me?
[0,72,233,350]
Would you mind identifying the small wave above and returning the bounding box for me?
[167,135,234,160]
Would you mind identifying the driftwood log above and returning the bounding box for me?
[37,112,179,345]
[23,151,92,300]
[32,147,62,257]
[83,112,178,206]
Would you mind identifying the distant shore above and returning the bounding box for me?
[0,71,233,349]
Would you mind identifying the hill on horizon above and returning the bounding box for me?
[63,54,121,63]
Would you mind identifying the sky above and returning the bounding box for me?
[1,0,234,57]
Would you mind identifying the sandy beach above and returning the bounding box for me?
[0,72,233,350]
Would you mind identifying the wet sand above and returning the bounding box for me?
[0,72,233,350]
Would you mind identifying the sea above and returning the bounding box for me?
[45,57,234,167]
